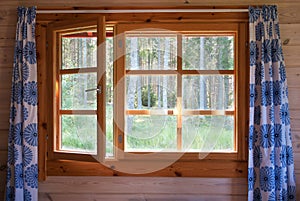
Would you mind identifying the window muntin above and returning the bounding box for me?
[51,22,244,162]
[57,29,98,154]
[105,31,114,158]
[121,30,237,153]
[56,26,115,157]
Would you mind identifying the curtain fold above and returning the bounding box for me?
[248,5,296,201]
[6,6,38,201]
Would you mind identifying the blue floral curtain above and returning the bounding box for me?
[6,7,38,201]
[248,5,296,201]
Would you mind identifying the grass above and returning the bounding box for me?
[61,105,234,155]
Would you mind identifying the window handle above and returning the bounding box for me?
[85,86,102,94]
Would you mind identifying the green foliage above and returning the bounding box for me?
[60,33,235,154]
[141,85,157,107]
[126,115,234,151]
[61,115,97,152]
[126,116,177,151]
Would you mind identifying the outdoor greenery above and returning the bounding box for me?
[60,30,235,155]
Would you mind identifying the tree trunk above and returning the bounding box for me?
[163,38,169,109]
[82,38,88,106]
[216,41,224,110]
[126,37,138,133]
[199,37,207,109]
[157,40,161,108]
[137,77,142,109]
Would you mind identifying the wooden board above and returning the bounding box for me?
[39,193,247,201]
[282,46,300,67]
[0,150,7,200]
[294,153,300,174]
[0,47,14,66]
[0,68,12,89]
[292,140,300,153]
[0,0,299,7]
[290,109,300,131]
[46,159,247,178]
[0,113,10,131]
[0,0,299,199]
[0,3,298,23]
[0,10,17,26]
[278,4,300,24]
[287,88,300,110]
[39,176,247,194]
[286,67,300,88]
[281,24,300,47]
[0,130,8,150]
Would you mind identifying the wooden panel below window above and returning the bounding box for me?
[47,159,247,178]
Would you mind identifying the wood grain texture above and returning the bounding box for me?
[292,140,300,153]
[0,150,7,165]
[286,67,300,88]
[0,0,299,199]
[282,46,300,67]
[287,88,300,110]
[0,8,17,25]
[281,24,300,46]
[0,150,7,200]
[46,158,247,178]
[0,108,10,130]
[39,176,247,194]
[0,68,12,88]
[0,48,14,67]
[293,153,300,175]
[36,23,48,181]
[39,193,247,201]
[0,130,8,150]
[290,109,300,131]
[0,150,7,199]
[0,0,299,7]
[0,3,298,23]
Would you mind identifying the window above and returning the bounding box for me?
[38,13,249,178]
[118,25,236,154]
[54,24,114,157]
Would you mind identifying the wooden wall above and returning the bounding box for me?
[1,0,300,200]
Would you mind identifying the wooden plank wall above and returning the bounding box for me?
[0,0,300,200]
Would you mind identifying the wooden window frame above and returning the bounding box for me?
[37,11,249,180]
[115,23,244,161]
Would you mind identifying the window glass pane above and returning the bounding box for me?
[182,115,234,152]
[182,36,234,70]
[61,73,97,110]
[182,75,234,110]
[125,115,177,151]
[61,115,97,153]
[126,35,177,70]
[126,75,177,109]
[106,36,114,157]
[61,31,97,69]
